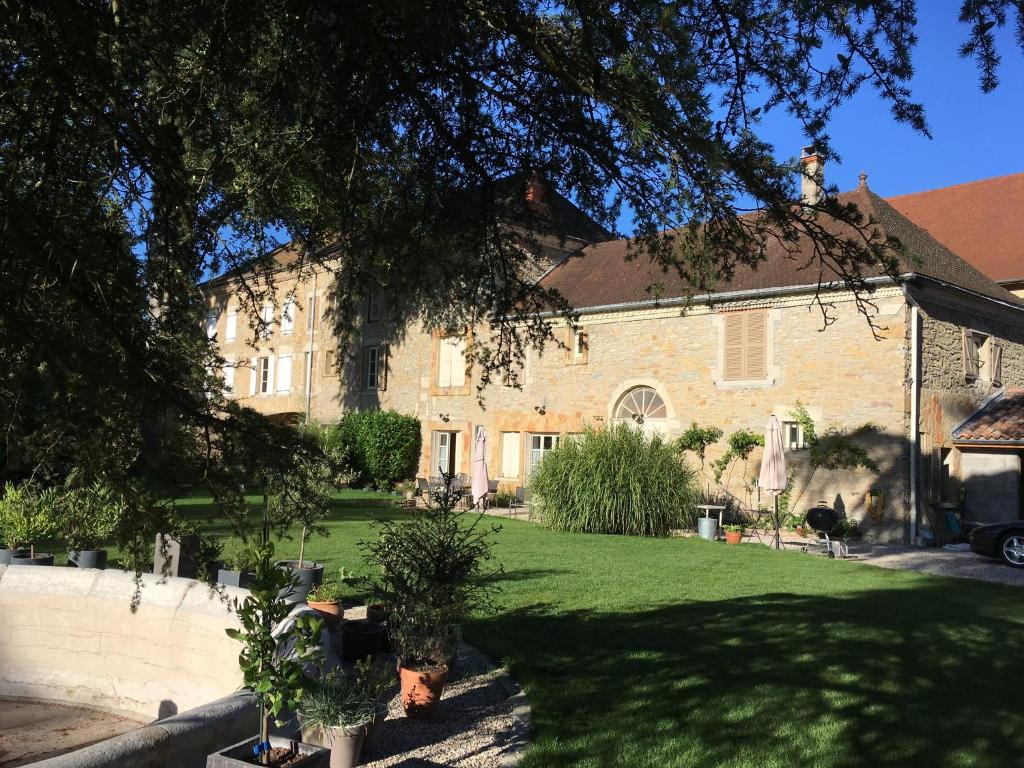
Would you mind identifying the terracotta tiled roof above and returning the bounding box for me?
[540,185,1024,310]
[887,174,1024,285]
[953,389,1024,444]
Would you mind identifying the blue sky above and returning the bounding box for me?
[615,4,1024,233]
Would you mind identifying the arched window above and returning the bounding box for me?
[614,386,667,426]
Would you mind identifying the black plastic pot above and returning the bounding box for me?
[67,549,108,569]
[12,553,54,566]
[217,568,255,589]
[341,618,387,663]
[0,547,26,565]
[276,560,324,603]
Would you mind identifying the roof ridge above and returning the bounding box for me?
[886,172,1024,201]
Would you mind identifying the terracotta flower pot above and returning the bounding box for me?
[725,530,742,545]
[795,525,807,538]
[307,599,343,629]
[399,663,448,718]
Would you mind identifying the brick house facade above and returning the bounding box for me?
[203,172,1024,544]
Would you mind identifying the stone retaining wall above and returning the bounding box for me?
[0,565,245,720]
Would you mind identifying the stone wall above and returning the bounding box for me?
[0,566,245,720]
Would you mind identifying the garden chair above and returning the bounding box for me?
[739,506,774,545]
[415,477,429,505]
[510,486,531,520]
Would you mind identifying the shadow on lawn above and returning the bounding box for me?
[469,582,1024,768]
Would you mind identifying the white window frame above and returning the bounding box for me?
[431,431,460,477]
[205,311,219,339]
[367,290,383,323]
[258,356,272,395]
[782,421,807,451]
[572,329,588,359]
[225,311,237,342]
[223,360,236,395]
[528,434,560,475]
[260,303,274,339]
[366,346,380,390]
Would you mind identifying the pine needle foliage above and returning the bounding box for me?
[529,424,697,537]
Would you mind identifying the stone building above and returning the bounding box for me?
[202,164,1024,543]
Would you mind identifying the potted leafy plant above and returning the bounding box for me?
[0,482,58,566]
[58,479,126,569]
[390,600,455,718]
[307,579,345,629]
[723,524,743,545]
[218,539,258,589]
[0,483,26,563]
[394,480,416,502]
[297,671,376,768]
[215,539,328,767]
[268,449,334,602]
[353,657,396,756]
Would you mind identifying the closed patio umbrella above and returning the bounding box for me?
[758,415,788,550]
[471,426,490,508]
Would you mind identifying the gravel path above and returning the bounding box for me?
[342,608,524,768]
[854,544,1024,587]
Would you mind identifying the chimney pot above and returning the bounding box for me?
[800,146,824,206]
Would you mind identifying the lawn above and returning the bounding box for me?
[179,492,1023,768]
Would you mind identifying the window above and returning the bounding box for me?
[363,345,387,390]
[528,434,560,474]
[431,431,460,476]
[500,432,521,478]
[205,311,218,339]
[323,349,337,376]
[572,330,589,364]
[260,302,274,339]
[437,337,467,387]
[303,351,311,395]
[223,362,235,395]
[963,329,1002,384]
[281,297,295,335]
[783,421,807,450]
[722,310,767,381]
[367,290,384,323]
[225,311,237,342]
[258,356,271,394]
[306,293,316,332]
[614,386,667,426]
[276,355,292,394]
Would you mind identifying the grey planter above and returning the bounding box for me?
[11,553,54,566]
[276,560,324,603]
[68,549,108,569]
[154,533,201,578]
[697,517,718,541]
[361,703,390,756]
[303,721,370,768]
[206,735,329,767]
[0,547,26,564]
[218,568,255,589]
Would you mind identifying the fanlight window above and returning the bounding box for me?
[614,386,667,426]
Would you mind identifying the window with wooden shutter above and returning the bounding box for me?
[276,355,292,394]
[963,329,979,380]
[500,432,520,478]
[437,337,466,387]
[225,311,237,342]
[722,310,768,381]
[990,340,1003,386]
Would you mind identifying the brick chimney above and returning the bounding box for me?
[800,146,824,206]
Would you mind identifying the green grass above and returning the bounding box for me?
[72,494,1024,767]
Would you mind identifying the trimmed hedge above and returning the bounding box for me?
[335,410,421,490]
[529,423,697,536]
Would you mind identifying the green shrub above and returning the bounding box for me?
[529,423,698,536]
[336,410,421,490]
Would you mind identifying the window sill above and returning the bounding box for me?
[713,376,777,390]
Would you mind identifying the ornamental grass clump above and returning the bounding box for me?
[530,423,698,536]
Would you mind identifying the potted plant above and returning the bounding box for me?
[354,657,396,756]
[0,482,58,566]
[390,601,455,719]
[268,450,333,602]
[307,579,345,629]
[217,539,328,767]
[218,539,258,589]
[723,524,743,545]
[394,480,416,502]
[297,671,375,768]
[58,479,126,570]
[340,617,387,663]
[0,484,25,563]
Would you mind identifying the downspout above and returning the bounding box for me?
[904,285,921,545]
[305,271,317,419]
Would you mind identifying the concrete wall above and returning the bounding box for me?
[0,566,245,720]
